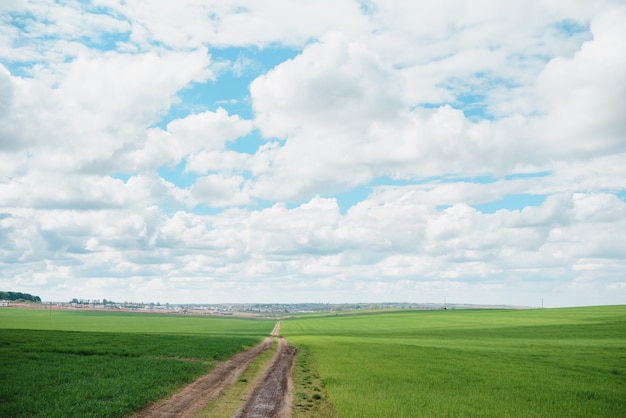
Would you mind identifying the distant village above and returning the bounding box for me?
[27,299,447,316]
[2,294,527,316]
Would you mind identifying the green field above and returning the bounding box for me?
[0,308,272,334]
[2,306,625,417]
[282,306,626,417]
[0,309,273,417]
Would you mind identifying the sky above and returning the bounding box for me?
[1,1,625,307]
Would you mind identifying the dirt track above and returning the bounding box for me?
[133,321,296,418]
[233,337,297,418]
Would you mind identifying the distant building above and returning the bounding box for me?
[0,300,9,307]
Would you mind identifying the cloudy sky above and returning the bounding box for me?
[1,1,625,307]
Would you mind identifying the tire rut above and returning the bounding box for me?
[233,337,297,418]
[132,321,296,418]
[133,337,272,418]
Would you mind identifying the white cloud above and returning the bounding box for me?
[1,48,213,179]
[167,108,252,152]
[128,108,252,173]
[2,189,624,305]
[1,0,625,306]
[244,5,626,201]
[186,150,251,175]
[189,174,252,208]
[251,31,403,138]
[91,0,370,50]
[1,0,130,63]
[531,8,626,157]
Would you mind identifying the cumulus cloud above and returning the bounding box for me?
[130,108,252,172]
[91,0,371,49]
[1,48,213,174]
[532,8,626,156]
[189,174,252,208]
[252,32,403,138]
[1,0,624,306]
[4,189,624,304]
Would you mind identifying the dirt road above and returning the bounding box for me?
[233,337,297,418]
[270,320,281,337]
[133,321,296,418]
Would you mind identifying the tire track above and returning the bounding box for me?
[233,337,297,418]
[132,321,295,418]
[133,338,272,418]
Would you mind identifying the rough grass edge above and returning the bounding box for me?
[292,344,339,418]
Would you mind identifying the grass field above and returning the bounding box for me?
[3,306,625,417]
[0,307,272,334]
[282,306,626,417]
[0,308,274,417]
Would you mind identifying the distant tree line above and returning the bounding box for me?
[0,291,42,302]
[69,299,163,308]
[70,298,113,305]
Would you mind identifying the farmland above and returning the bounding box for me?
[0,307,274,334]
[282,306,626,417]
[2,306,625,417]
[0,308,273,417]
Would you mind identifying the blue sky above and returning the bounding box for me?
[0,0,625,307]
